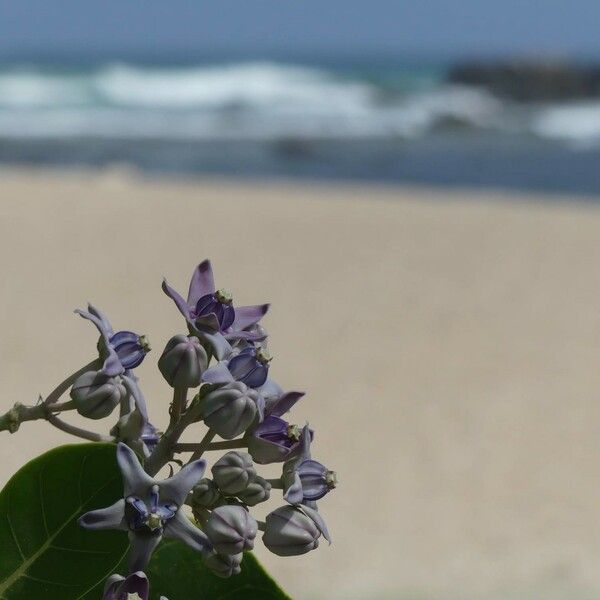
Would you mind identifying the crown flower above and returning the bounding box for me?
[0,258,337,594]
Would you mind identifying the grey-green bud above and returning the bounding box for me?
[204,505,258,555]
[158,335,208,388]
[263,505,320,556]
[202,382,260,439]
[202,551,243,578]
[192,478,223,509]
[211,451,256,495]
[236,476,271,506]
[70,370,126,419]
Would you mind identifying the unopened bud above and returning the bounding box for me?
[158,335,208,388]
[212,451,256,495]
[263,505,321,557]
[202,551,243,578]
[236,476,271,506]
[71,370,126,419]
[192,478,223,509]
[204,505,258,555]
[202,382,261,439]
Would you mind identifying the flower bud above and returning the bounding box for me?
[70,370,127,419]
[236,476,271,506]
[202,382,261,439]
[262,505,321,557]
[246,416,307,464]
[202,551,243,578]
[204,505,258,555]
[192,478,223,509]
[158,335,208,388]
[211,451,256,495]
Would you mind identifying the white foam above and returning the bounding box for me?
[0,61,576,143]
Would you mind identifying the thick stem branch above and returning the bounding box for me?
[265,478,283,489]
[46,414,113,442]
[44,358,100,406]
[189,430,216,462]
[174,438,247,453]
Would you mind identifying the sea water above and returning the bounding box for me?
[0,57,599,195]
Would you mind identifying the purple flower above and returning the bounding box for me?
[80,443,211,572]
[102,571,165,600]
[162,260,269,358]
[283,425,336,508]
[245,390,308,464]
[141,422,160,453]
[202,346,272,389]
[76,304,150,376]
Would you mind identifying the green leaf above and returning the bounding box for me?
[0,443,129,600]
[146,539,292,600]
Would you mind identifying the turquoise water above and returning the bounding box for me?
[0,59,599,195]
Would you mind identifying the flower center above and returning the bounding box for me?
[146,512,162,531]
[326,470,338,489]
[126,485,177,533]
[109,330,150,370]
[286,424,302,441]
[215,288,233,305]
[194,292,236,331]
[256,347,272,365]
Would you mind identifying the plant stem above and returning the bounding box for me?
[170,387,188,424]
[174,438,247,453]
[0,359,99,434]
[46,413,113,442]
[44,358,100,406]
[145,395,204,477]
[265,478,283,489]
[189,430,216,462]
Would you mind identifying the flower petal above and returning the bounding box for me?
[75,307,112,342]
[202,362,235,385]
[86,304,115,336]
[224,329,268,342]
[159,459,206,506]
[232,304,270,331]
[199,332,232,361]
[128,532,162,572]
[299,424,312,460]
[122,375,149,421]
[79,499,126,531]
[259,379,284,404]
[164,510,212,553]
[187,259,215,305]
[299,504,332,544]
[269,391,305,417]
[162,278,191,320]
[116,442,155,497]
[102,574,124,599]
[283,472,304,505]
[102,347,125,377]
[119,571,150,597]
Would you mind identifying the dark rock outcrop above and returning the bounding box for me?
[447,61,600,102]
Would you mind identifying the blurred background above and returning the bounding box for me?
[2,1,600,193]
[4,2,600,600]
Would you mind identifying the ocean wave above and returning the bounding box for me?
[0,61,595,144]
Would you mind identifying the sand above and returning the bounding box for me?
[2,169,600,599]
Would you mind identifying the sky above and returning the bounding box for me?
[1,1,600,61]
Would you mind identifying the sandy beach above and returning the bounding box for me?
[3,169,600,599]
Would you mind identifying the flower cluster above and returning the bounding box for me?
[1,259,337,596]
